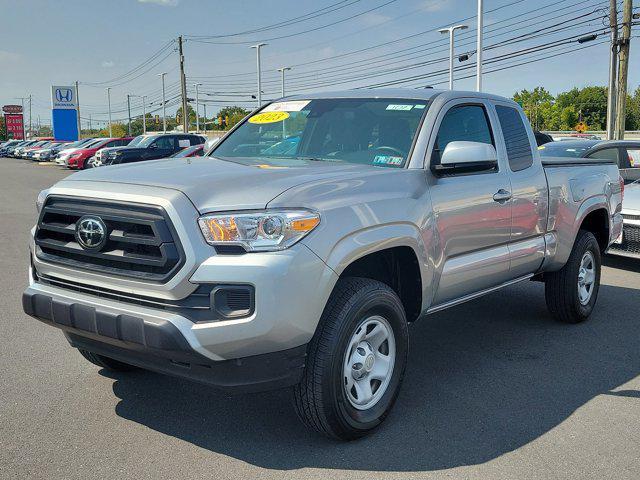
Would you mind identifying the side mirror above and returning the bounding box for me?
[434,141,498,174]
[149,143,158,149]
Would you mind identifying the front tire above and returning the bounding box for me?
[545,230,601,323]
[77,349,136,372]
[293,277,409,440]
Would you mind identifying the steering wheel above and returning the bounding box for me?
[374,145,406,158]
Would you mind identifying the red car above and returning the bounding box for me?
[66,137,133,169]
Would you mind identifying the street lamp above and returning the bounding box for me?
[193,83,202,133]
[250,43,267,106]
[438,24,468,90]
[157,72,167,133]
[277,67,292,97]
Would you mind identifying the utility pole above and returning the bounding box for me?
[203,104,207,133]
[178,36,189,133]
[614,0,633,139]
[194,83,202,133]
[89,113,93,133]
[251,43,267,106]
[142,95,147,134]
[127,94,132,136]
[607,0,618,139]
[28,94,32,138]
[158,72,167,133]
[439,25,468,90]
[277,67,292,97]
[476,0,483,92]
[75,81,81,138]
[106,87,113,137]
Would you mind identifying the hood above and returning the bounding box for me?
[62,156,388,212]
[623,182,640,212]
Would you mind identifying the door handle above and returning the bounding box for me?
[493,189,512,203]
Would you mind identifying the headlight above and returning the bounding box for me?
[198,209,320,252]
[36,189,49,213]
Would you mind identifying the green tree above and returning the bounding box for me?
[555,86,608,130]
[0,116,6,141]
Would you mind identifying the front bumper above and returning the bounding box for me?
[608,213,640,259]
[23,286,307,393]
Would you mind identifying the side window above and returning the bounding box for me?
[495,105,534,172]
[626,148,640,168]
[176,136,192,148]
[431,104,493,166]
[587,148,619,165]
[191,135,204,145]
[153,136,174,149]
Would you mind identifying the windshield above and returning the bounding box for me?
[211,98,429,168]
[137,136,160,147]
[127,135,145,146]
[538,142,597,158]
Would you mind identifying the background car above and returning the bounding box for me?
[55,138,101,165]
[17,141,50,159]
[170,144,204,158]
[104,133,204,165]
[539,139,640,184]
[534,131,554,146]
[31,142,70,162]
[0,140,23,156]
[66,137,133,169]
[90,135,147,168]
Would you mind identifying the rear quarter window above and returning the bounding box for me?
[495,105,534,172]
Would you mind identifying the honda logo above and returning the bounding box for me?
[55,88,73,103]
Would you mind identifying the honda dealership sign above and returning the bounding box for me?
[51,85,79,140]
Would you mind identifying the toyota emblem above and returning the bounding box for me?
[75,216,108,251]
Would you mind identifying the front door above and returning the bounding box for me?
[427,100,513,305]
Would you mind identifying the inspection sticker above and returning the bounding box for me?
[248,111,290,124]
[386,104,414,111]
[373,154,404,166]
[263,100,310,112]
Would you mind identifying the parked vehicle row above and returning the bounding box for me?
[1,133,207,168]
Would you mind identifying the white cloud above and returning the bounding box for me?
[0,50,21,65]
[137,0,179,6]
[360,12,393,27]
[101,60,115,68]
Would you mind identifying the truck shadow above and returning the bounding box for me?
[105,280,640,472]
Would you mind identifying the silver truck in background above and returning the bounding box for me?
[23,90,624,440]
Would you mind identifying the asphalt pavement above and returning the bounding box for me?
[0,157,638,480]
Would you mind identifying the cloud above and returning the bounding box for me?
[101,60,115,68]
[0,50,21,64]
[137,0,179,6]
[360,12,393,27]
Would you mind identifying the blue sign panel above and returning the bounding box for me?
[52,109,79,141]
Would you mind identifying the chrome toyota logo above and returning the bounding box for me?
[75,216,107,251]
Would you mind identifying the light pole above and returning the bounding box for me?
[476,0,483,92]
[438,24,468,90]
[277,67,292,97]
[194,83,202,133]
[126,94,132,136]
[106,87,113,136]
[158,72,167,133]
[142,95,147,134]
[250,43,267,106]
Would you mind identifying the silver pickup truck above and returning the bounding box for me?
[23,90,624,440]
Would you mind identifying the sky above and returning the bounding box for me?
[0,0,638,130]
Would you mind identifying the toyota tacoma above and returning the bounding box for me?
[24,90,624,440]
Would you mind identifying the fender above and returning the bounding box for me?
[319,222,434,314]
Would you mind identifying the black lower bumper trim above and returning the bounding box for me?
[22,289,306,393]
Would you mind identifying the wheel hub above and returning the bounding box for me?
[577,251,596,305]
[343,316,396,410]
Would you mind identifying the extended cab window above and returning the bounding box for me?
[153,136,175,149]
[495,105,534,171]
[431,105,493,166]
[627,149,640,168]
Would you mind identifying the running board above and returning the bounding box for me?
[426,274,534,315]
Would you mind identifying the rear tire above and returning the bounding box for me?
[77,349,136,372]
[293,277,409,440]
[545,229,601,323]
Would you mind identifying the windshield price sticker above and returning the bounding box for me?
[386,104,414,111]
[373,154,404,166]
[263,100,310,112]
[248,111,291,124]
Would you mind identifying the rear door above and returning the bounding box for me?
[148,135,176,159]
[427,99,513,305]
[492,101,549,277]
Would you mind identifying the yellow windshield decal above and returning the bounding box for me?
[248,111,290,124]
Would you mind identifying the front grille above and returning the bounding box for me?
[622,213,640,221]
[609,225,640,255]
[35,196,184,282]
